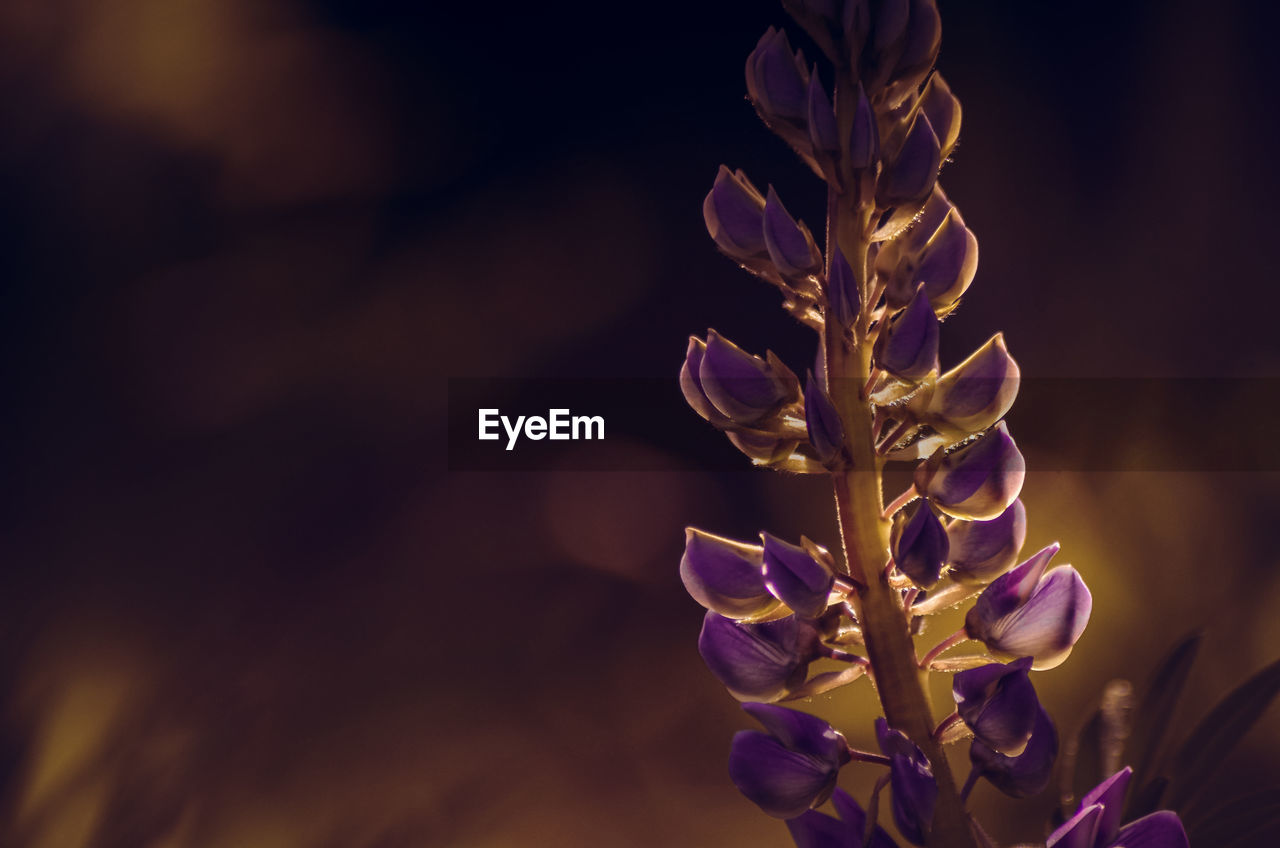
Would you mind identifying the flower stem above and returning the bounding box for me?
[920,628,970,669]
[825,75,976,848]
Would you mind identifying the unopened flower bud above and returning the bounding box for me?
[921,333,1019,437]
[680,336,733,427]
[805,371,845,464]
[680,528,779,620]
[762,533,835,618]
[964,543,1092,669]
[826,247,861,328]
[703,165,769,262]
[892,0,941,90]
[764,187,824,280]
[848,83,879,170]
[746,28,811,123]
[698,330,800,424]
[970,704,1058,798]
[806,70,839,180]
[891,499,949,588]
[876,717,937,846]
[947,499,1027,583]
[787,787,896,848]
[730,703,851,818]
[879,111,941,205]
[875,285,940,381]
[699,611,818,702]
[953,658,1038,756]
[920,72,961,159]
[883,207,978,311]
[915,422,1025,520]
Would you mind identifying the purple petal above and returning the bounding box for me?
[680,528,777,619]
[985,566,1092,670]
[786,808,856,848]
[894,0,941,83]
[920,72,961,156]
[946,499,1027,584]
[762,533,836,618]
[699,330,793,423]
[1080,767,1132,847]
[807,70,839,156]
[680,336,732,426]
[764,186,823,279]
[965,543,1060,639]
[892,500,949,588]
[827,247,861,328]
[953,658,1038,756]
[848,83,879,169]
[1047,804,1103,848]
[698,611,814,701]
[874,719,936,846]
[970,704,1058,798]
[913,210,978,310]
[743,703,849,765]
[928,333,1018,435]
[879,112,940,203]
[729,729,841,819]
[746,28,809,122]
[703,165,768,259]
[875,285,939,381]
[1110,811,1189,848]
[805,371,845,464]
[916,422,1025,520]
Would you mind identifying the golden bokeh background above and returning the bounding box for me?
[0,0,1277,846]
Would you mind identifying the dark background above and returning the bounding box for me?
[1,0,1278,845]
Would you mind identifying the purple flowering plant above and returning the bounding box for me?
[671,2,1275,845]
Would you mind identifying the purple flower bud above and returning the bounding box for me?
[893,0,941,87]
[875,718,937,846]
[726,430,801,465]
[805,371,845,465]
[698,330,800,424]
[861,0,910,94]
[913,210,979,310]
[953,658,1038,756]
[764,187,824,280]
[914,422,1025,520]
[680,528,779,620]
[1078,767,1132,847]
[848,84,879,170]
[745,28,811,123]
[924,333,1019,437]
[875,285,939,381]
[729,703,851,818]
[1111,812,1189,848]
[703,165,769,261]
[681,337,733,427]
[827,247,861,327]
[1049,804,1104,848]
[946,499,1027,584]
[879,112,941,205]
[786,787,898,848]
[891,499,949,588]
[762,533,835,618]
[964,543,1093,669]
[970,704,1058,798]
[699,611,818,701]
[920,73,961,159]
[807,69,839,159]
[1047,767,1189,848]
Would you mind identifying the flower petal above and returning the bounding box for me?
[762,533,835,618]
[1080,766,1132,846]
[698,611,813,701]
[679,528,776,619]
[1110,810,1189,848]
[1046,803,1103,848]
[729,730,839,819]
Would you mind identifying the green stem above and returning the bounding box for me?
[825,78,976,848]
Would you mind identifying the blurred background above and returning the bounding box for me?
[1,0,1278,845]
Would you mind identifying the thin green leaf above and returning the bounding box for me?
[1164,655,1280,810]
[1121,631,1202,820]
[1185,788,1280,848]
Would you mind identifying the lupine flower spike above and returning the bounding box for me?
[677,2,1186,846]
